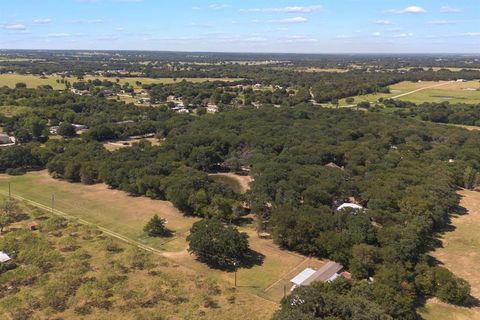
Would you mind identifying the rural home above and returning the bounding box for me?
[336,202,364,212]
[0,251,11,264]
[290,261,344,290]
[207,103,218,113]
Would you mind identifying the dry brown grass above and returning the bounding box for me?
[420,189,480,319]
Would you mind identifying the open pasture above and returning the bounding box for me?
[342,80,480,105]
[0,73,243,90]
[419,189,480,320]
[0,171,322,303]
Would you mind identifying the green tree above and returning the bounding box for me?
[57,123,77,138]
[143,214,170,237]
[187,219,250,269]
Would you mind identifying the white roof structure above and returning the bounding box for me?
[290,268,316,286]
[337,203,364,212]
[0,251,11,263]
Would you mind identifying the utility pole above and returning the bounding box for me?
[8,182,11,200]
[51,194,55,214]
[233,260,239,287]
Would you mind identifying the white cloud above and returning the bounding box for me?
[372,32,381,37]
[242,6,322,14]
[244,36,267,42]
[2,23,27,30]
[48,33,70,37]
[388,6,426,14]
[69,19,104,24]
[427,20,453,25]
[462,32,480,37]
[335,35,352,39]
[270,17,308,24]
[374,20,392,25]
[282,35,319,43]
[394,33,413,38]
[209,4,230,10]
[33,18,52,25]
[440,6,462,13]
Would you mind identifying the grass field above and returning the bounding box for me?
[419,189,480,320]
[0,197,277,319]
[0,74,243,90]
[0,74,66,89]
[0,171,323,303]
[341,80,480,105]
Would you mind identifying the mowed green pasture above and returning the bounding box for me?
[0,171,322,302]
[0,74,66,89]
[341,80,480,105]
[83,76,244,89]
[0,74,243,90]
[419,189,480,320]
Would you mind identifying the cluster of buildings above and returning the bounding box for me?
[49,124,88,135]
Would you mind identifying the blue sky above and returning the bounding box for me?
[1,0,479,53]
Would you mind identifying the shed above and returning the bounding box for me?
[290,262,345,289]
[0,252,11,263]
[290,268,316,287]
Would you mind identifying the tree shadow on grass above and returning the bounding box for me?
[240,249,265,269]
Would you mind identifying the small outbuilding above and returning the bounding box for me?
[0,251,11,264]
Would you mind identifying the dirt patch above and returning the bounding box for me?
[209,173,253,193]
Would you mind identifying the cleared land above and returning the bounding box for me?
[419,189,480,320]
[103,137,161,152]
[341,80,480,105]
[0,74,243,90]
[0,74,66,89]
[0,171,324,303]
[209,173,253,194]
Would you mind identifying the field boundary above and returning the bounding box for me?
[0,191,168,255]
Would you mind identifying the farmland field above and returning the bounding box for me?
[0,74,243,90]
[341,80,480,105]
[0,171,323,303]
[0,74,66,89]
[419,189,480,320]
